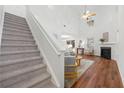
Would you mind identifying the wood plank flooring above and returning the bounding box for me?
[72,55,123,88]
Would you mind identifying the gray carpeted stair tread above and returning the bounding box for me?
[32,80,57,88]
[0,68,46,87]
[4,20,29,27]
[0,64,46,82]
[2,37,35,42]
[9,72,51,88]
[2,37,34,42]
[1,44,37,47]
[4,24,29,31]
[2,32,33,37]
[0,56,42,66]
[0,50,40,62]
[4,18,28,25]
[1,50,40,55]
[1,38,35,45]
[2,35,33,42]
[1,44,38,52]
[2,31,33,38]
[4,21,29,28]
[0,58,44,74]
[2,33,33,40]
[4,15,26,23]
[4,17,27,23]
[0,59,44,74]
[1,45,37,52]
[41,81,57,88]
[5,12,26,20]
[4,21,29,27]
[4,24,30,31]
[3,28,31,34]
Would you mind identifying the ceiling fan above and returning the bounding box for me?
[81,6,96,26]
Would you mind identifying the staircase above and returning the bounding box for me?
[0,12,56,88]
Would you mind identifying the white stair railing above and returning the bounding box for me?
[26,7,65,88]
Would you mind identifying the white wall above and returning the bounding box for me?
[4,5,26,17]
[28,5,80,49]
[0,5,4,47]
[117,6,124,85]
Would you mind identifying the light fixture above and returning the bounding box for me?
[81,6,96,26]
[61,35,71,38]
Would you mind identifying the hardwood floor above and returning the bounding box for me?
[72,55,123,88]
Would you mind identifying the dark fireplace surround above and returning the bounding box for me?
[101,47,111,59]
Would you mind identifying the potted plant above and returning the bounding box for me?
[100,38,105,44]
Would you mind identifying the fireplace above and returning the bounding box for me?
[101,47,111,59]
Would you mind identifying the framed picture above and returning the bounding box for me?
[103,32,109,42]
[66,40,75,48]
[77,48,84,55]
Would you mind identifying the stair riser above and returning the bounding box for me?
[2,34,33,40]
[4,21,29,29]
[0,59,43,73]
[4,18,27,26]
[4,18,27,25]
[2,37,34,41]
[1,40,35,45]
[4,21,29,28]
[5,15,26,22]
[0,52,40,61]
[3,30,32,36]
[4,24,30,31]
[0,68,46,87]
[5,13,26,18]
[3,28,31,34]
[1,46,37,52]
[5,13,25,18]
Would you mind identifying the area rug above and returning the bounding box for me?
[77,59,95,77]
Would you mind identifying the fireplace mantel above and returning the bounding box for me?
[99,42,117,45]
[95,42,117,60]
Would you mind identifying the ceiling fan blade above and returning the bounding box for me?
[87,12,96,17]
